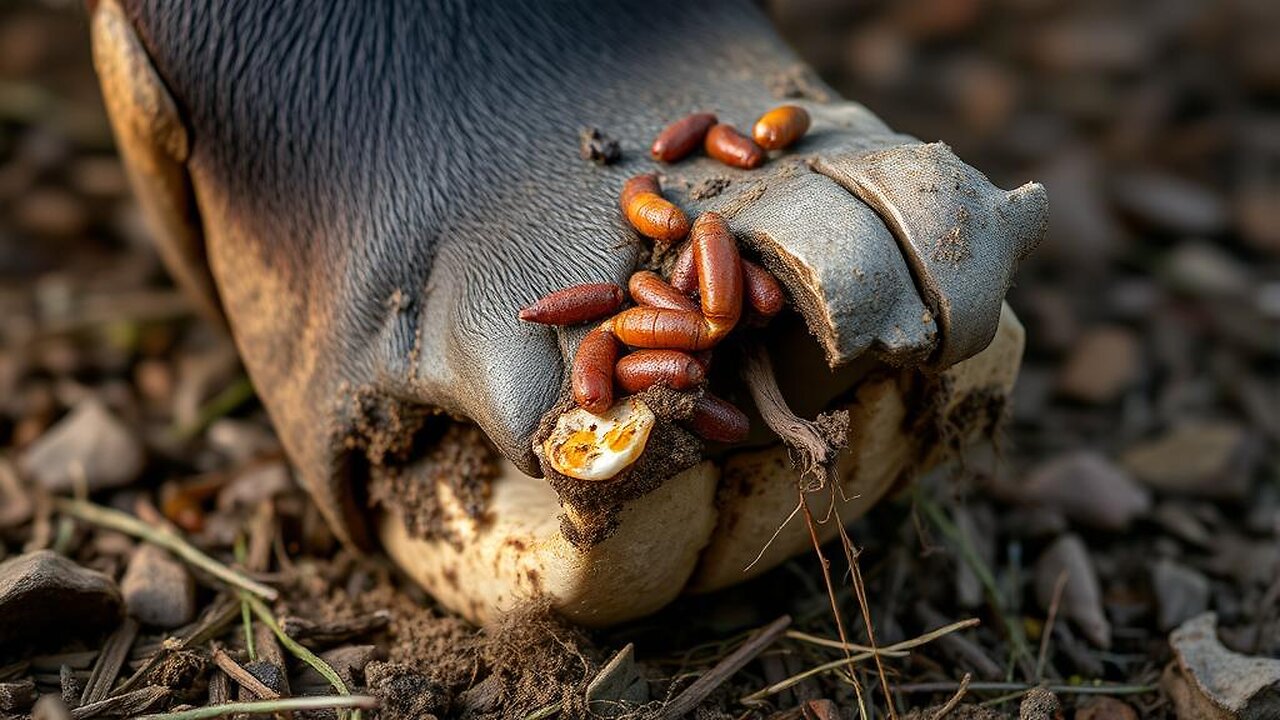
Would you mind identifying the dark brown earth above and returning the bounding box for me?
[0,1,1277,719]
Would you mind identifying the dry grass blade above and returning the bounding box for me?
[80,618,138,705]
[929,672,971,720]
[660,615,792,719]
[741,619,980,704]
[1036,570,1069,680]
[53,498,278,600]
[131,695,379,720]
[784,631,909,655]
[832,497,895,718]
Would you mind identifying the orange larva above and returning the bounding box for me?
[752,105,810,151]
[620,173,690,245]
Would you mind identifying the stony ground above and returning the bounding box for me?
[0,1,1276,719]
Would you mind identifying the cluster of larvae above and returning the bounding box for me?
[520,106,812,481]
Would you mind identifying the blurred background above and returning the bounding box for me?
[0,0,1276,716]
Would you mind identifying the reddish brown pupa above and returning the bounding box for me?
[705,124,765,169]
[651,112,717,163]
[752,105,811,151]
[609,212,742,350]
[571,327,620,414]
[615,350,706,393]
[687,393,750,443]
[519,283,625,325]
[620,173,690,245]
[741,260,785,319]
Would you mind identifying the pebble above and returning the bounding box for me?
[19,398,144,493]
[1112,170,1229,236]
[1019,450,1151,530]
[1121,421,1254,499]
[1035,534,1111,648]
[120,545,196,629]
[0,550,122,653]
[13,187,90,239]
[1151,502,1213,547]
[1057,326,1142,403]
[1164,241,1251,298]
[1152,558,1210,631]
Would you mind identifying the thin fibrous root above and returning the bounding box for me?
[739,342,848,484]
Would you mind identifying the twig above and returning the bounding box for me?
[742,619,980,704]
[929,673,971,720]
[240,593,360,720]
[660,615,792,719]
[80,618,138,704]
[894,681,1158,695]
[832,497,896,718]
[131,695,379,720]
[796,487,867,717]
[1036,570,1069,681]
[784,630,909,656]
[53,498,278,600]
[211,647,279,700]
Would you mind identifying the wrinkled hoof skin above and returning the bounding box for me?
[91,0,1045,626]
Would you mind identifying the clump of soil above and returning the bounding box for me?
[368,423,499,545]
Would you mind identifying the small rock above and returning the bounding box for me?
[1164,241,1252,299]
[1058,327,1142,403]
[206,419,281,463]
[1165,613,1280,719]
[586,643,649,717]
[1121,421,1255,499]
[1019,451,1150,530]
[217,461,293,512]
[294,645,377,690]
[19,398,144,493]
[1151,502,1213,547]
[0,550,122,654]
[1152,558,1210,631]
[31,694,72,720]
[1074,696,1138,720]
[120,545,195,629]
[1113,171,1229,236]
[14,187,90,239]
[1035,534,1111,648]
[1018,686,1062,720]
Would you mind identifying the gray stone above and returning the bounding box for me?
[19,398,144,493]
[1035,534,1110,648]
[1152,559,1210,631]
[0,550,122,654]
[1166,613,1280,719]
[1020,450,1151,530]
[120,545,195,629]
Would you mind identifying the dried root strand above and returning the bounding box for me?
[739,342,847,482]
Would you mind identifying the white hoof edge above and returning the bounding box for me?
[381,304,1025,627]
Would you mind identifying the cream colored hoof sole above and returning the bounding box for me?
[381,305,1024,626]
